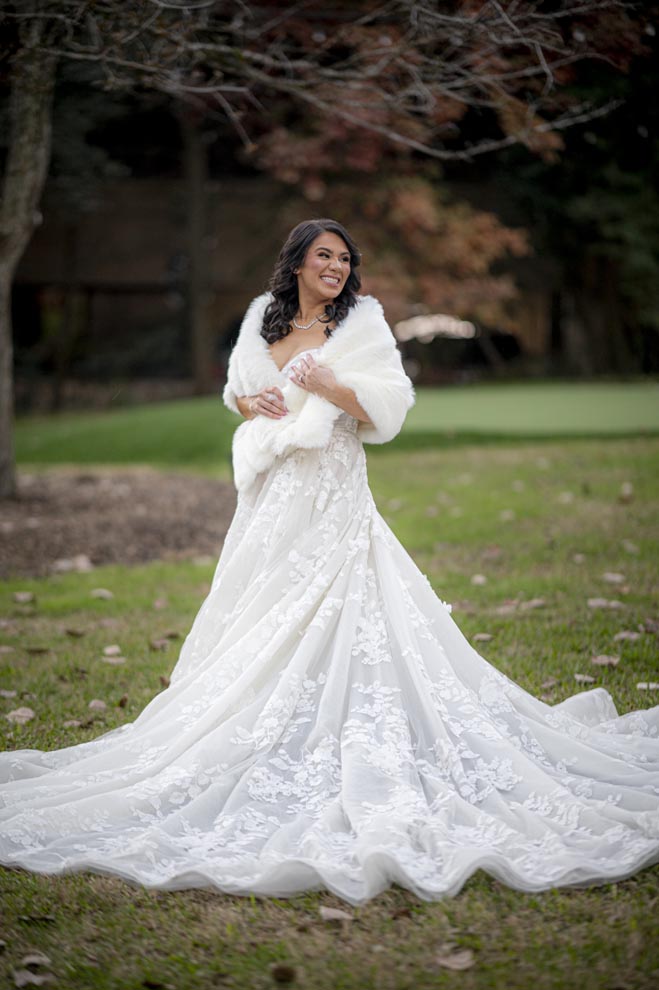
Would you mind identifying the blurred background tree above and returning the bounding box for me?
[0,0,653,496]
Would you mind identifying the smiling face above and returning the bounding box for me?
[295,231,351,304]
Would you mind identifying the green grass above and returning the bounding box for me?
[2,389,659,989]
[14,381,659,480]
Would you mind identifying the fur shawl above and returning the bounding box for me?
[223,292,415,491]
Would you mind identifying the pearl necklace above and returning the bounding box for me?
[292,314,323,331]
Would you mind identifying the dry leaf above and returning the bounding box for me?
[0,645,15,654]
[6,707,36,725]
[621,539,639,554]
[12,591,35,604]
[541,678,558,689]
[618,481,634,504]
[587,598,623,610]
[163,630,180,640]
[319,906,353,923]
[63,719,82,728]
[270,963,297,984]
[574,673,596,684]
[520,598,546,610]
[473,633,493,643]
[100,656,126,666]
[470,574,487,585]
[435,947,475,971]
[25,646,49,655]
[20,952,52,968]
[88,699,107,711]
[65,628,86,637]
[12,970,55,988]
[150,638,171,651]
[159,675,171,689]
[602,572,625,584]
[117,694,129,708]
[103,644,122,656]
[557,491,574,504]
[572,553,586,564]
[0,689,17,699]
[591,654,620,667]
[613,630,641,642]
[90,588,114,600]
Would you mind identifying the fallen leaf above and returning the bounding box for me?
[90,588,114,600]
[103,644,122,656]
[6,707,36,725]
[621,539,639,554]
[20,952,52,968]
[541,678,558,689]
[618,481,634,504]
[319,906,353,923]
[642,618,659,634]
[88,699,107,711]
[557,491,574,504]
[13,591,35,604]
[473,633,493,643]
[100,656,126,666]
[0,645,15,654]
[63,719,82,728]
[270,963,297,984]
[163,630,180,640]
[574,673,596,684]
[391,907,412,919]
[24,646,49,655]
[18,915,55,924]
[495,599,519,615]
[572,553,586,564]
[159,675,170,689]
[587,598,624,610]
[0,688,18,699]
[117,694,129,708]
[637,682,659,691]
[12,969,55,987]
[470,574,487,585]
[435,947,475,971]
[150,638,171,651]
[520,598,546,610]
[613,630,641,642]
[602,572,625,584]
[65,628,86,637]
[591,654,620,667]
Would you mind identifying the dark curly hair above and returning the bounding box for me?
[261,218,362,344]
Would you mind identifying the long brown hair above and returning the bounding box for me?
[261,218,362,344]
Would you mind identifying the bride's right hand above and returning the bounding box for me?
[248,386,288,419]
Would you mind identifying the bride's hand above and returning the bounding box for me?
[248,386,288,419]
[288,354,336,396]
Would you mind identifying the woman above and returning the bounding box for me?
[1,218,658,907]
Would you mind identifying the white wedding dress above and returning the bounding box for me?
[1,348,659,905]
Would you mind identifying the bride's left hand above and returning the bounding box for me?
[288,354,336,396]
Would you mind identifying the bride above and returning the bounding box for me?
[1,218,658,906]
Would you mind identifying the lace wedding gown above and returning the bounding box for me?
[1,348,659,905]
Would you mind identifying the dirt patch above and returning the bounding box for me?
[0,468,237,579]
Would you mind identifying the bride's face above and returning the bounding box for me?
[295,231,351,302]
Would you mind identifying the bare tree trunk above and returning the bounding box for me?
[180,114,215,394]
[0,27,56,497]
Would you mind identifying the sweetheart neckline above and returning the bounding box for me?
[271,344,326,375]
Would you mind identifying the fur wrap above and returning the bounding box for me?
[223,292,415,491]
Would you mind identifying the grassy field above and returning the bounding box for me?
[14,379,659,478]
[2,384,659,989]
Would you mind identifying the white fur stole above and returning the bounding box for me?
[223,292,415,491]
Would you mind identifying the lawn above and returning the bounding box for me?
[1,384,659,989]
